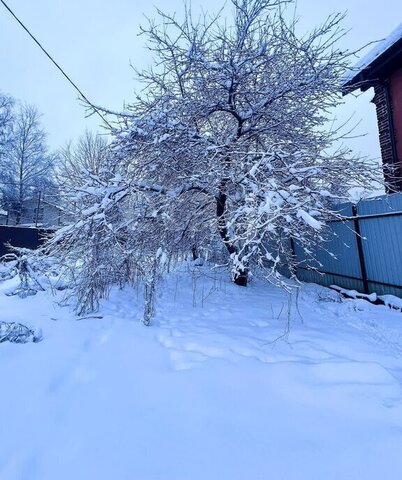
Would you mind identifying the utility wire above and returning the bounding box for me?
[0,0,113,129]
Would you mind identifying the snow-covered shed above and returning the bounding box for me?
[342,24,402,191]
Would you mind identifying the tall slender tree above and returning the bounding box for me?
[0,92,14,164]
[1,104,55,223]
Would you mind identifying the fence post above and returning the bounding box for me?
[352,204,369,294]
[35,191,42,227]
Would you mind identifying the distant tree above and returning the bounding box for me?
[0,104,56,224]
[0,92,14,163]
[0,93,15,209]
[57,130,111,190]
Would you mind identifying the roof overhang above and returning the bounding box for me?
[342,25,402,94]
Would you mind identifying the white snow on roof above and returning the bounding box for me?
[0,209,7,216]
[342,23,402,86]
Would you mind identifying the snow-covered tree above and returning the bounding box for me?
[109,0,379,285]
[0,92,14,160]
[48,0,381,319]
[0,104,56,223]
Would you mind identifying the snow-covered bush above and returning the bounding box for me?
[0,247,66,298]
[0,321,42,344]
[0,248,45,298]
[46,170,174,320]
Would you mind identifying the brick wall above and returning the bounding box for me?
[373,83,402,191]
[389,67,402,172]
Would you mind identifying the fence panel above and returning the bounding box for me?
[356,195,402,296]
[293,193,402,298]
[0,226,51,257]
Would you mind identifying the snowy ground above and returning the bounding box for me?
[1,266,402,480]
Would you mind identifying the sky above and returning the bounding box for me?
[0,0,401,158]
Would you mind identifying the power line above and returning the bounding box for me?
[0,0,113,129]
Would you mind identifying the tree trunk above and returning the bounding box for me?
[216,191,248,286]
[233,267,248,286]
[17,157,24,225]
[15,203,22,225]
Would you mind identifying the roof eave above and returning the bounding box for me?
[342,37,402,94]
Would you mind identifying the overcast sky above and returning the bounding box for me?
[1,0,401,158]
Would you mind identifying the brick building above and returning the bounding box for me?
[342,24,402,191]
